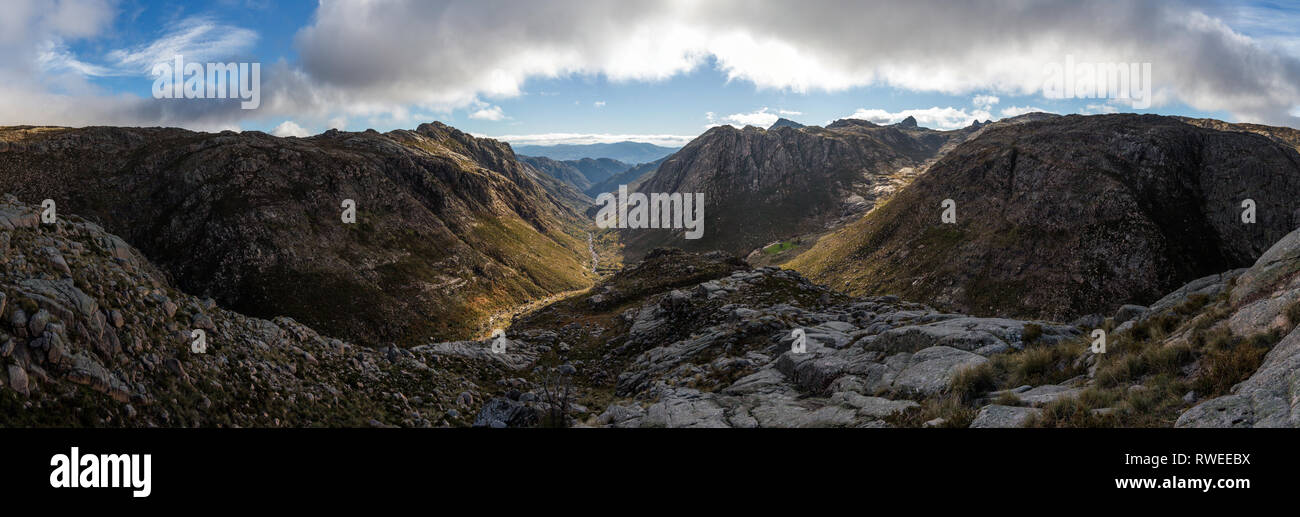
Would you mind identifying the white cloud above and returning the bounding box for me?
[271,120,312,137]
[999,105,1049,118]
[706,107,782,128]
[593,101,606,108]
[489,132,695,147]
[104,17,259,75]
[845,106,992,130]
[469,105,507,121]
[283,0,1300,127]
[4,0,1300,130]
[778,109,802,116]
[972,95,999,110]
[1081,103,1120,115]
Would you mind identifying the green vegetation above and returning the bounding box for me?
[761,240,797,255]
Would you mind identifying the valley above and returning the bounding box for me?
[3,113,1300,428]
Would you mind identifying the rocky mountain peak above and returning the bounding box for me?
[768,118,806,130]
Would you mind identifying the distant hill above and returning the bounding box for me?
[768,118,805,130]
[519,155,595,191]
[621,119,981,260]
[520,155,631,191]
[584,155,670,197]
[512,141,679,164]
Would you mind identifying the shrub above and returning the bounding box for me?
[1006,344,1082,387]
[948,363,997,403]
[1287,299,1300,329]
[1025,397,1116,428]
[1022,323,1043,344]
[993,391,1024,406]
[1194,338,1271,397]
[887,395,978,428]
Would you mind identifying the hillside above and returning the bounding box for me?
[5,191,1299,428]
[584,155,670,197]
[620,119,980,260]
[789,114,1300,321]
[0,194,511,427]
[0,122,596,346]
[519,155,595,192]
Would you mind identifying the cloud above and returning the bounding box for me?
[271,120,311,137]
[778,109,802,116]
[5,0,1300,129]
[972,95,999,110]
[104,17,259,75]
[706,107,784,128]
[285,0,1300,126]
[1081,102,1120,115]
[0,4,261,130]
[468,105,506,121]
[999,105,1050,118]
[489,132,696,147]
[845,106,992,130]
[593,101,606,108]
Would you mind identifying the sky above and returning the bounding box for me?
[3,0,1300,147]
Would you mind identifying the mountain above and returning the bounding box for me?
[584,155,670,197]
[567,157,631,184]
[0,194,508,426]
[768,118,805,130]
[7,189,1297,428]
[788,114,1300,322]
[0,122,596,346]
[619,118,981,260]
[1177,117,1300,153]
[512,141,679,164]
[519,155,594,192]
[519,155,633,191]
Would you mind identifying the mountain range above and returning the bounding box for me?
[511,141,680,164]
[5,112,1300,428]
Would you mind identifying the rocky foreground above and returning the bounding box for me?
[2,192,1298,427]
[0,195,513,426]
[483,227,1300,428]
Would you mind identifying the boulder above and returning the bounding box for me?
[891,346,988,396]
[7,364,29,396]
[473,397,540,428]
[970,405,1041,428]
